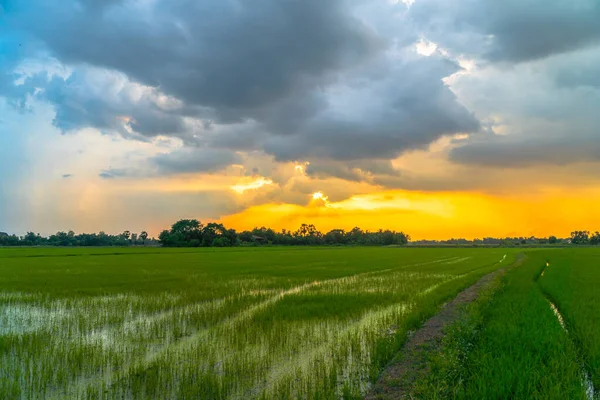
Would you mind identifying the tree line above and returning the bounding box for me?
[569,231,600,245]
[0,230,154,247]
[414,231,600,246]
[0,219,410,247]
[414,235,563,246]
[1,221,598,247]
[157,219,410,247]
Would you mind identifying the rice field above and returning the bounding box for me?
[411,248,600,400]
[538,249,600,394]
[0,247,516,399]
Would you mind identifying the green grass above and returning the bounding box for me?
[414,250,589,399]
[0,247,515,399]
[538,248,600,392]
[412,266,506,399]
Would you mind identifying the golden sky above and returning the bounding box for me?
[221,187,600,240]
[3,0,600,239]
[5,120,599,240]
[215,137,600,240]
[5,112,600,240]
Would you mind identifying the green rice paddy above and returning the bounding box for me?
[2,247,599,399]
[1,247,514,399]
[412,249,600,399]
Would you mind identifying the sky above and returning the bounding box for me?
[1,0,600,239]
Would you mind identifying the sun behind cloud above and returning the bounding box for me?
[221,188,600,240]
[230,178,274,194]
[2,0,600,239]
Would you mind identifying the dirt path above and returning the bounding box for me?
[365,255,524,400]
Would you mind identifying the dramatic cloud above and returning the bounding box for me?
[3,0,600,237]
[447,45,600,167]
[2,0,480,177]
[410,0,600,62]
[42,69,189,138]
[7,0,381,116]
[264,55,479,161]
[151,148,242,175]
[305,159,401,183]
[451,136,600,168]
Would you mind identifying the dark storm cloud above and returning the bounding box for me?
[557,69,600,89]
[151,148,242,175]
[555,50,600,89]
[450,135,600,168]
[442,43,600,170]
[305,159,401,183]
[411,0,600,62]
[4,0,482,179]
[96,148,242,178]
[9,0,381,117]
[41,70,190,138]
[264,57,479,161]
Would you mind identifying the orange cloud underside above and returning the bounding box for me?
[220,188,600,240]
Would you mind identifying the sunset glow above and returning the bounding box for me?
[1,0,599,241]
[221,188,600,240]
[231,178,274,194]
[312,192,326,201]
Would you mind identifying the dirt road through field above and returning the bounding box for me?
[365,254,525,400]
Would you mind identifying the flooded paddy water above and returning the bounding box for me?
[0,247,513,399]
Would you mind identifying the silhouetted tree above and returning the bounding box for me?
[570,230,590,245]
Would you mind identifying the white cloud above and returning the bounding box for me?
[415,38,438,56]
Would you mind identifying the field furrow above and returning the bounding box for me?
[0,247,515,399]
